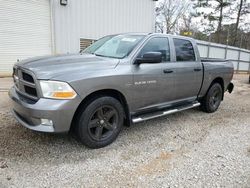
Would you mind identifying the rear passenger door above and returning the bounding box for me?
[171,38,203,102]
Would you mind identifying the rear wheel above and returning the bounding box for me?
[74,96,124,149]
[200,83,223,113]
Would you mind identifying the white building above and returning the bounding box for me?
[0,0,156,76]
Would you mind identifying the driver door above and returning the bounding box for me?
[131,37,175,113]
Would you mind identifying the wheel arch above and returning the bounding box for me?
[208,77,225,100]
[71,89,131,130]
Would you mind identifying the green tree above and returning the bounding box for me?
[233,0,250,45]
[195,0,231,43]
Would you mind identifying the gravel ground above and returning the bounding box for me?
[0,75,250,188]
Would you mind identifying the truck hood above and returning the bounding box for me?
[16,53,120,79]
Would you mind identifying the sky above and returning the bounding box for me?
[156,0,250,34]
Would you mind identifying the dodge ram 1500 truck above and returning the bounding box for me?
[9,33,234,148]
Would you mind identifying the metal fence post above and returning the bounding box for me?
[237,50,241,74]
[248,54,250,74]
[224,46,228,60]
[207,44,210,58]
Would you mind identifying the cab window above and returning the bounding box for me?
[173,38,196,61]
[138,37,170,62]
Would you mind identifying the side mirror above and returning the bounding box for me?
[135,52,162,64]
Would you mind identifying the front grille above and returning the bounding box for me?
[24,85,37,96]
[13,67,39,102]
[22,72,34,83]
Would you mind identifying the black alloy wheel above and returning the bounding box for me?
[200,83,223,113]
[74,96,124,148]
[88,105,118,141]
[208,88,222,110]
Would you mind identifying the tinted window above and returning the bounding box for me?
[138,38,170,61]
[173,39,196,61]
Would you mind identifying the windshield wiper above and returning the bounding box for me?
[80,51,95,55]
[94,53,113,58]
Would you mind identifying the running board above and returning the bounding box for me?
[132,102,200,123]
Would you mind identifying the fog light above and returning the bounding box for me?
[41,119,53,126]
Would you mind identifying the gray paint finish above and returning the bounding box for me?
[9,33,234,132]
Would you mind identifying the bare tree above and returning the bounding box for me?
[179,10,200,37]
[182,14,193,32]
[155,0,191,34]
[155,21,164,33]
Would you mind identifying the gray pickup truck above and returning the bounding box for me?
[9,33,234,148]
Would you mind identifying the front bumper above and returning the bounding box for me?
[9,86,81,133]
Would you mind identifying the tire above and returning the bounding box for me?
[200,83,223,113]
[74,96,124,149]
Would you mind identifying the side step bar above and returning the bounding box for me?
[132,102,200,123]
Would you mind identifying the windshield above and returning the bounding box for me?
[82,36,113,54]
[83,34,145,59]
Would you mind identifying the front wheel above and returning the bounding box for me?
[74,96,124,149]
[200,83,223,113]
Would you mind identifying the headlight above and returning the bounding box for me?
[40,81,77,99]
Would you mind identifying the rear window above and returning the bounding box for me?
[173,38,196,62]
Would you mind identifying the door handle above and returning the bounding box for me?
[163,69,173,74]
[194,68,202,72]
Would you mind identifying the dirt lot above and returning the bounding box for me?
[0,75,250,188]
